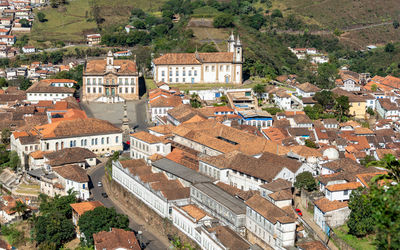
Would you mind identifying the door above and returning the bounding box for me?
[191,77,195,84]
[106,88,109,96]
[225,76,229,83]
[111,88,115,96]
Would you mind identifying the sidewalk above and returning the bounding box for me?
[295,196,338,250]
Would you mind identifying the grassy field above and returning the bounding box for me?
[145,78,157,90]
[275,0,400,29]
[94,0,166,28]
[31,0,97,43]
[334,225,375,250]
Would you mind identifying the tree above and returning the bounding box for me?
[305,139,317,148]
[0,144,9,165]
[8,151,20,171]
[313,90,335,109]
[294,171,316,192]
[366,107,375,116]
[33,212,75,248]
[393,20,399,29]
[190,92,201,108]
[334,95,349,122]
[131,8,146,19]
[0,77,7,88]
[360,155,375,167]
[316,63,338,89]
[78,206,129,246]
[385,43,395,53]
[271,9,282,18]
[367,154,400,182]
[1,128,11,144]
[371,83,377,92]
[347,188,375,237]
[19,19,30,28]
[39,191,77,219]
[213,14,234,28]
[18,77,32,90]
[37,12,46,22]
[252,84,265,100]
[11,200,28,219]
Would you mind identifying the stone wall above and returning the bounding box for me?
[106,178,200,249]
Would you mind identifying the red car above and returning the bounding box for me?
[295,208,303,216]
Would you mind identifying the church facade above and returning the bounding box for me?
[82,51,139,103]
[152,33,243,84]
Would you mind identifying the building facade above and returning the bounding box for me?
[82,51,139,103]
[153,33,243,84]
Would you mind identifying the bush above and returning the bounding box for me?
[271,9,283,18]
[1,225,25,246]
[366,107,374,116]
[213,14,234,28]
[262,107,282,115]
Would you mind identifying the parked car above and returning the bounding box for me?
[97,181,102,187]
[104,152,111,157]
[295,208,303,216]
[101,192,108,198]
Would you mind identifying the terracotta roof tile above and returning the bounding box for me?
[180,204,208,221]
[70,201,103,216]
[297,82,320,93]
[326,182,362,191]
[93,228,140,250]
[297,240,328,250]
[85,59,137,75]
[53,164,89,183]
[153,52,235,65]
[314,198,348,213]
[246,194,296,224]
[131,131,164,144]
[44,147,96,166]
[206,226,250,250]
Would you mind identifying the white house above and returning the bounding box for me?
[324,182,362,201]
[26,79,76,102]
[296,82,320,97]
[245,194,296,249]
[52,164,90,200]
[114,50,132,57]
[22,46,35,54]
[313,198,350,232]
[376,98,399,121]
[0,35,15,45]
[149,95,182,123]
[11,118,122,167]
[340,78,361,92]
[112,159,190,219]
[130,131,171,161]
[153,33,243,84]
[273,91,291,110]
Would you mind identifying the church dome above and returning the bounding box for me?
[323,148,339,160]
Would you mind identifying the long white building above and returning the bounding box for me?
[153,33,243,84]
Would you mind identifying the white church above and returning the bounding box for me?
[152,33,243,84]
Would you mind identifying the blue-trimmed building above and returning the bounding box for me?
[238,110,273,129]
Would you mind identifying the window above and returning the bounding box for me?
[212,66,215,72]
[99,87,102,93]
[131,78,134,85]
[101,138,104,144]
[131,87,134,93]
[176,71,179,76]
[205,66,209,72]
[162,71,165,76]
[87,87,90,93]
[344,190,348,195]
[125,78,128,84]
[119,88,122,93]
[220,65,223,71]
[182,78,185,82]
[226,65,230,71]
[87,78,91,85]
[125,87,128,93]
[93,87,96,93]
[95,138,98,145]
[169,71,172,76]
[116,136,119,143]
[183,71,186,76]
[112,79,115,84]
[189,70,192,76]
[194,70,197,76]
[93,78,96,85]
[107,137,109,144]
[169,78,172,82]
[176,78,178,82]
[99,78,102,84]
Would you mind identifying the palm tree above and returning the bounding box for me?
[11,200,28,219]
[367,154,400,183]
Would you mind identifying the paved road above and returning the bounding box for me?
[80,99,148,130]
[88,164,169,250]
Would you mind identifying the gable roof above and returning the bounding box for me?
[93,228,140,250]
[44,147,96,166]
[314,198,348,213]
[246,194,295,224]
[35,118,121,139]
[26,80,75,94]
[70,201,103,216]
[84,59,137,75]
[130,131,164,144]
[206,226,250,250]
[53,164,89,183]
[297,82,321,93]
[153,52,235,65]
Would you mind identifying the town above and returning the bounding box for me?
[0,0,399,250]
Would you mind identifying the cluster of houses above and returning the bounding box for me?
[0,0,44,58]
[288,47,329,64]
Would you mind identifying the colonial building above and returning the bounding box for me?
[153,33,243,84]
[82,51,139,103]
[26,79,76,102]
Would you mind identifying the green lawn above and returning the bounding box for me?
[145,78,157,90]
[333,225,375,250]
[31,0,97,43]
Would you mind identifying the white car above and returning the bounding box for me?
[104,153,111,157]
[97,181,102,187]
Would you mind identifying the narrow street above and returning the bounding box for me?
[88,164,170,250]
